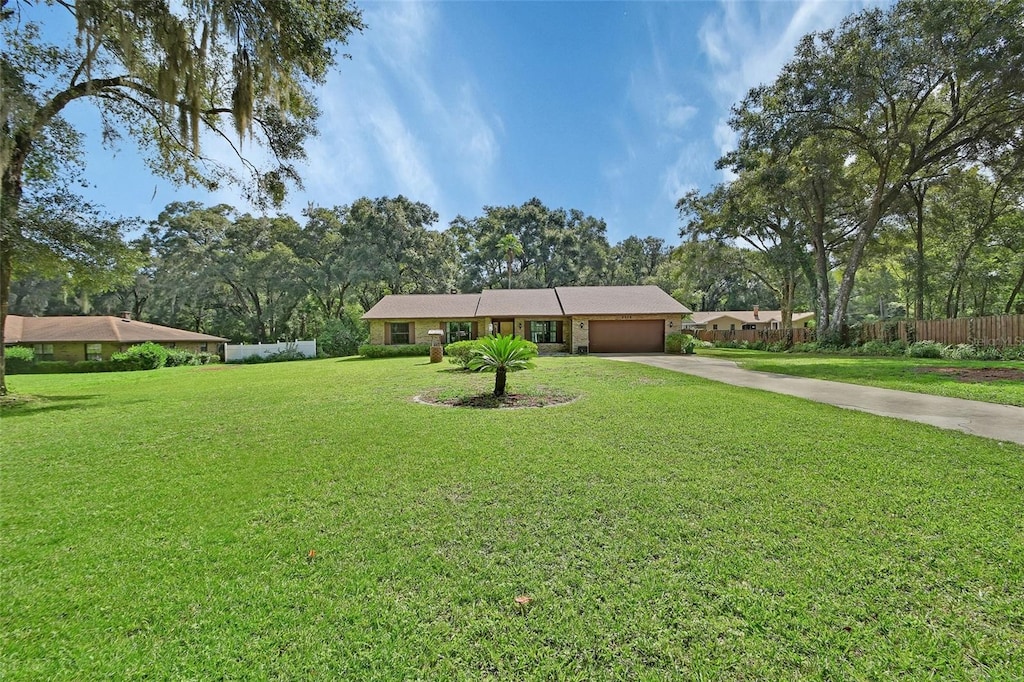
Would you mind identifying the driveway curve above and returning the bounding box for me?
[603,354,1024,446]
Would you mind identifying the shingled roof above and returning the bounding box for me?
[688,310,815,325]
[477,289,563,317]
[3,315,227,344]
[361,294,481,320]
[362,286,692,320]
[554,285,690,316]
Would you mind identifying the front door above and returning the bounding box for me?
[496,319,514,336]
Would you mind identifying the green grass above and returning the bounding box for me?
[699,348,1024,406]
[3,358,1022,679]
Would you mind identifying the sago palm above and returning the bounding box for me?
[468,334,537,397]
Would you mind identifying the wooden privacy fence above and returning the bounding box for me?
[857,314,1024,348]
[696,328,814,345]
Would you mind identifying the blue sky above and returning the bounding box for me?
[59,0,875,244]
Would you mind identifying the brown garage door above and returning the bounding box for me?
[588,320,665,353]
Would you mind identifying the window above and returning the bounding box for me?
[712,324,718,330]
[530,320,560,344]
[446,321,473,343]
[742,324,756,330]
[33,343,54,360]
[85,343,103,361]
[729,324,736,331]
[389,322,410,345]
[200,343,208,352]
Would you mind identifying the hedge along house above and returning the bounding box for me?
[362,285,692,354]
[3,314,228,362]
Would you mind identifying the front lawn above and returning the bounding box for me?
[699,347,1024,406]
[2,358,1022,679]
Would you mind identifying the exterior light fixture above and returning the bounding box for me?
[578,322,584,329]
[668,321,674,328]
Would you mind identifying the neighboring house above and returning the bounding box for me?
[362,285,692,354]
[684,307,816,332]
[3,314,228,362]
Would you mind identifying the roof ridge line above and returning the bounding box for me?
[553,286,567,316]
[106,315,124,342]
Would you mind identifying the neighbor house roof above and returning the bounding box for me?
[688,310,815,325]
[554,286,691,316]
[361,293,481,320]
[477,289,564,317]
[3,315,227,344]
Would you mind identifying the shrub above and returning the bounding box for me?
[445,340,480,368]
[70,360,116,373]
[6,347,35,373]
[318,307,368,357]
[263,348,308,362]
[195,352,220,365]
[111,342,169,370]
[906,340,946,358]
[358,343,432,358]
[108,353,147,371]
[31,361,74,374]
[665,333,697,355]
[1001,344,1024,361]
[857,339,907,357]
[788,342,852,355]
[236,354,267,364]
[942,343,978,360]
[973,346,1005,361]
[165,349,201,367]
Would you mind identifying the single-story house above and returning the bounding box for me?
[683,307,815,332]
[362,285,692,354]
[3,314,228,362]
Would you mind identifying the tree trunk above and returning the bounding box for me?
[809,207,831,338]
[829,193,887,343]
[494,366,507,397]
[0,242,11,397]
[1,138,29,396]
[911,182,926,320]
[781,274,795,330]
[1004,264,1024,314]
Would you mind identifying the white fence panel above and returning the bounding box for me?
[224,340,316,362]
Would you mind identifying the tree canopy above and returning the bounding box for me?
[689,0,1024,341]
[0,0,365,393]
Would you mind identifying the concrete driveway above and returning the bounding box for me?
[602,354,1024,446]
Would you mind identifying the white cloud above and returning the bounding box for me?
[698,0,875,177]
[662,95,698,130]
[366,103,440,204]
[270,1,500,221]
[661,143,702,204]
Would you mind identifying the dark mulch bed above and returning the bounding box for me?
[415,391,577,409]
[915,367,1024,382]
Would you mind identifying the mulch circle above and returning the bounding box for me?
[914,367,1024,382]
[414,392,577,409]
